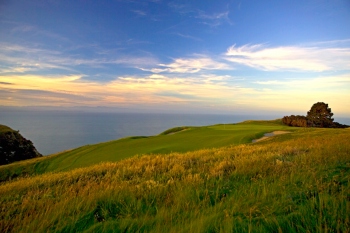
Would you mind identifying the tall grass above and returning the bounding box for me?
[0,128,349,232]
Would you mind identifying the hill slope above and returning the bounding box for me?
[0,124,13,133]
[0,120,294,181]
[0,126,349,232]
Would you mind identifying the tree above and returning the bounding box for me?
[306,102,334,128]
[0,129,42,165]
[282,102,348,128]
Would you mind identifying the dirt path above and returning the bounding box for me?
[252,131,291,143]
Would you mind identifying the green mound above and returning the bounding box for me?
[159,126,190,135]
[0,120,295,181]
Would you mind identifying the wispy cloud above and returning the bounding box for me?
[132,9,147,16]
[9,22,69,42]
[225,43,350,71]
[0,44,73,73]
[254,74,350,89]
[173,33,202,41]
[1,37,350,114]
[197,11,229,20]
[168,2,194,15]
[0,66,38,74]
[0,73,254,108]
[168,3,232,27]
[196,9,233,27]
[0,43,61,55]
[0,42,159,74]
[1,72,349,114]
[143,55,231,73]
[303,39,350,47]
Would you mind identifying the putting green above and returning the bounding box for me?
[42,120,295,172]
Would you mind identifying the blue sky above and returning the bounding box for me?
[1,0,350,116]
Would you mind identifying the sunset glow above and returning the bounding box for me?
[1,1,349,115]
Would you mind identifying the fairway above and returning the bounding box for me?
[41,120,295,172]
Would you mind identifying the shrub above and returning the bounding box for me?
[0,127,42,165]
[282,115,307,127]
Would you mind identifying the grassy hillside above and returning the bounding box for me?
[0,124,14,133]
[0,126,349,232]
[0,120,295,181]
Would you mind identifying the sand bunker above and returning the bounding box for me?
[252,131,291,143]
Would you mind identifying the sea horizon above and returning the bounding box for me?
[1,109,349,156]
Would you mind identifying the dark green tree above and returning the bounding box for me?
[0,130,42,165]
[306,102,334,128]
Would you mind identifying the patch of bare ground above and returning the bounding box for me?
[252,131,291,143]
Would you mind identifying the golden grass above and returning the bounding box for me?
[0,128,349,232]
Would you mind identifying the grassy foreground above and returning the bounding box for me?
[0,125,349,232]
[0,120,294,181]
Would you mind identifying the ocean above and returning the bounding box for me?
[1,110,349,155]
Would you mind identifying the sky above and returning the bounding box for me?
[0,0,350,116]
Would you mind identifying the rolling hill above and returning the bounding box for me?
[0,119,295,181]
[0,121,349,232]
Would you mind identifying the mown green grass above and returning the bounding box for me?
[159,126,190,135]
[0,126,349,232]
[0,120,295,180]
